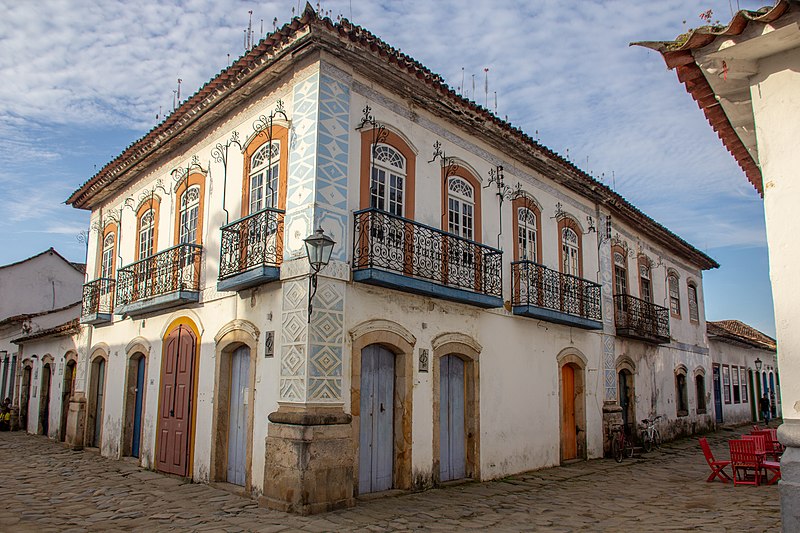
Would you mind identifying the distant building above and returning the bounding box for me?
[707,320,780,426]
[63,6,718,513]
[0,248,84,427]
[635,1,799,527]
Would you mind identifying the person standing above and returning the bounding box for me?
[760,393,772,426]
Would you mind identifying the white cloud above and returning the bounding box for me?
[0,0,770,258]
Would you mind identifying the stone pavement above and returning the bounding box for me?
[0,425,780,532]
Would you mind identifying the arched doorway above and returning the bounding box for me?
[39,361,52,436]
[559,352,587,462]
[156,321,199,477]
[60,359,76,442]
[20,363,32,432]
[618,369,634,431]
[439,354,466,482]
[123,353,147,458]
[358,344,395,494]
[86,355,107,448]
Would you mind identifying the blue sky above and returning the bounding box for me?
[0,0,776,336]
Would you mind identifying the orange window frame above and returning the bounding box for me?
[241,125,289,217]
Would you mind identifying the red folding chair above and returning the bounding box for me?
[729,439,760,486]
[699,437,731,483]
[753,430,782,461]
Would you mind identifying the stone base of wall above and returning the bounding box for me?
[65,395,87,450]
[602,402,623,457]
[261,409,355,515]
[779,420,800,532]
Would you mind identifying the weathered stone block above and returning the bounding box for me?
[65,395,87,450]
[262,416,355,515]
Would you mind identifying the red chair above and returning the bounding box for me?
[753,430,782,461]
[743,434,767,455]
[699,437,731,483]
[729,439,760,486]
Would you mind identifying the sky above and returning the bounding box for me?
[0,0,776,337]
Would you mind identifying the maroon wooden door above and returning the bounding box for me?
[157,325,196,476]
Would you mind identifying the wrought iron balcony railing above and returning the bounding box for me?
[353,208,503,300]
[613,294,670,342]
[116,243,203,308]
[81,278,115,319]
[219,206,284,280]
[511,261,602,323]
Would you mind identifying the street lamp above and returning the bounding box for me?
[755,358,763,372]
[303,228,336,322]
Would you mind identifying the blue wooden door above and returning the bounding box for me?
[93,360,106,447]
[132,357,146,458]
[440,355,466,481]
[227,346,250,486]
[359,345,394,493]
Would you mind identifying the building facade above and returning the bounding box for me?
[62,7,717,513]
[707,320,780,426]
[635,2,799,527]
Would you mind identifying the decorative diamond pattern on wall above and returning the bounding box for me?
[603,334,617,401]
[308,378,342,401]
[309,345,342,377]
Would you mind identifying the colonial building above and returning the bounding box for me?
[634,1,799,527]
[63,6,717,513]
[707,320,780,426]
[0,248,84,426]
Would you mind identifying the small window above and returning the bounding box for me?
[179,185,201,244]
[668,273,681,318]
[688,282,699,322]
[517,207,538,262]
[101,232,115,279]
[561,227,580,276]
[370,144,406,217]
[732,367,740,403]
[695,374,706,414]
[639,257,653,303]
[741,367,748,403]
[722,365,731,404]
[249,141,281,213]
[138,209,156,259]
[448,177,474,240]
[676,370,688,416]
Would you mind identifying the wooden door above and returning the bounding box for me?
[40,364,51,436]
[440,355,466,482]
[93,360,106,447]
[131,357,146,458]
[157,325,196,477]
[358,345,394,494]
[561,364,577,461]
[226,346,250,486]
[60,363,74,442]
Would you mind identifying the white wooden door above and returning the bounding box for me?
[359,345,394,493]
[227,346,249,486]
[440,355,466,481]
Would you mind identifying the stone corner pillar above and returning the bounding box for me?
[65,393,87,450]
[778,419,800,531]
[602,401,623,457]
[262,406,355,515]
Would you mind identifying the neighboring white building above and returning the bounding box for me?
[0,248,84,419]
[62,6,718,513]
[707,320,780,426]
[636,1,799,528]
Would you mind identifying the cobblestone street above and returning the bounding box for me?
[0,425,780,532]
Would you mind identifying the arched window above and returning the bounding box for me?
[138,209,156,260]
[638,257,653,303]
[179,185,201,245]
[613,247,628,296]
[687,282,699,322]
[448,176,474,240]
[517,208,538,262]
[248,141,280,213]
[100,232,115,279]
[562,227,580,276]
[668,271,681,318]
[370,144,405,216]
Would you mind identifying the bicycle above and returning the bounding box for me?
[611,423,634,463]
[640,415,663,453]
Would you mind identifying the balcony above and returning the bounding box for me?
[217,207,284,292]
[115,243,203,317]
[511,261,602,330]
[80,278,115,325]
[352,208,503,308]
[613,294,670,344]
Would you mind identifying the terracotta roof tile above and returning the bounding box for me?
[707,319,776,351]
